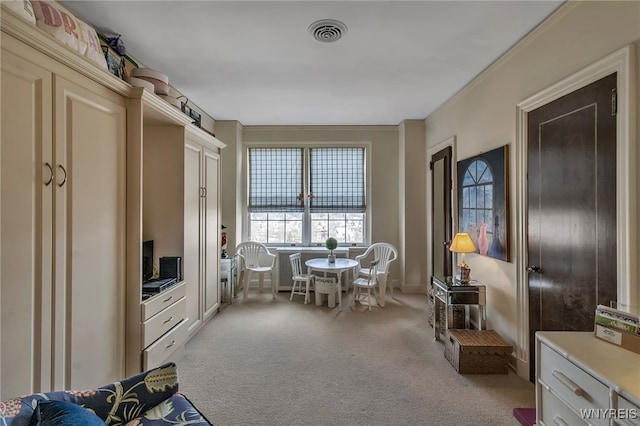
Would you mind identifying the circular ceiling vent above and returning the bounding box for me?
[308,19,348,43]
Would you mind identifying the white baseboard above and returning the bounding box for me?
[399,284,429,294]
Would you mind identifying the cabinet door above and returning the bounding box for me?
[0,49,53,399]
[184,142,203,334]
[53,76,126,390]
[203,148,220,318]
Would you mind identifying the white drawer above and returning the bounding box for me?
[616,396,640,426]
[142,281,186,321]
[540,343,609,425]
[142,297,186,348]
[143,319,188,370]
[540,384,587,426]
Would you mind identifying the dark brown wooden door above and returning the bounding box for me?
[527,73,617,380]
[431,146,453,278]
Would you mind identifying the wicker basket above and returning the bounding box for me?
[444,329,512,374]
[427,287,434,327]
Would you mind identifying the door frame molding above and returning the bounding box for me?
[426,136,456,280]
[514,45,636,379]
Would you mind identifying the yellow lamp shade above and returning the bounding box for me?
[449,233,476,253]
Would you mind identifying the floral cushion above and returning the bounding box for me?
[125,394,211,426]
[1,363,185,426]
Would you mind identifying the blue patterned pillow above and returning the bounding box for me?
[29,400,105,425]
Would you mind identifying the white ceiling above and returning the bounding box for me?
[63,1,564,126]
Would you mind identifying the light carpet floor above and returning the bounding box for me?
[178,291,534,425]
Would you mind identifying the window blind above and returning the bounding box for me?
[248,148,304,212]
[309,147,365,213]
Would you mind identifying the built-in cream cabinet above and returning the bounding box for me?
[536,332,640,426]
[184,128,221,336]
[0,6,225,394]
[126,89,225,375]
[1,31,126,398]
[141,282,188,370]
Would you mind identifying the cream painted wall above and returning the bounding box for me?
[424,0,640,378]
[215,121,243,252]
[399,120,428,288]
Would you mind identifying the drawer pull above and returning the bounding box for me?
[163,316,174,324]
[552,415,569,426]
[163,296,173,303]
[552,370,583,396]
[166,340,176,349]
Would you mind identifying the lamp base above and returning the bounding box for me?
[457,264,471,284]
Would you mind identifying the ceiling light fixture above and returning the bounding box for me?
[308,19,348,43]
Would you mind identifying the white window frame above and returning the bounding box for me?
[242,141,371,247]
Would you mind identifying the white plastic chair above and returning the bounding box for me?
[236,241,277,300]
[351,259,380,311]
[354,242,398,300]
[289,253,314,304]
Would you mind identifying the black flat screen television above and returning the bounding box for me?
[142,240,154,282]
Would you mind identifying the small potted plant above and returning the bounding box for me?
[325,237,338,263]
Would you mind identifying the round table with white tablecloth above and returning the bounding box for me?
[305,257,358,310]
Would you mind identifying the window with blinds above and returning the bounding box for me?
[309,147,365,213]
[248,148,303,212]
[247,146,366,245]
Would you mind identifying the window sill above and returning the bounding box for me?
[273,247,350,253]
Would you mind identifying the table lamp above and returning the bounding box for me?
[450,232,476,284]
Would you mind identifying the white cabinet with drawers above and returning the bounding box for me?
[141,282,188,370]
[536,331,640,426]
